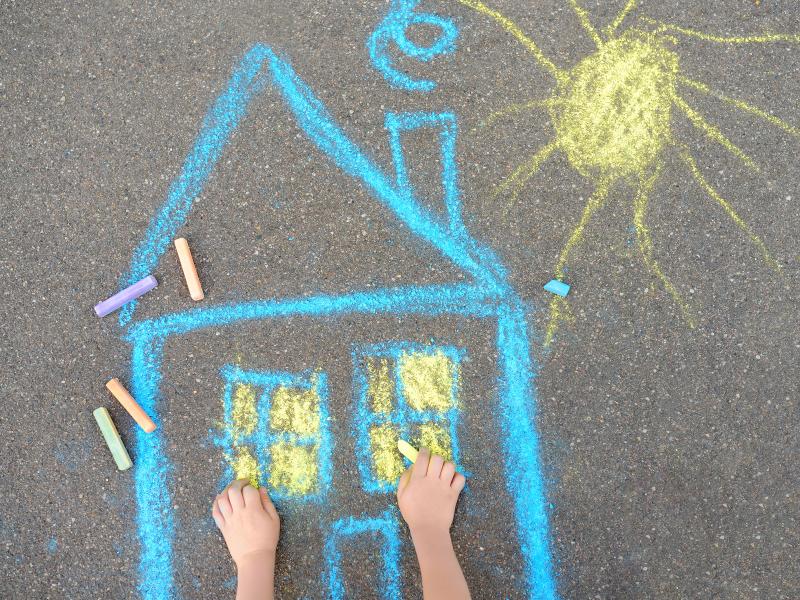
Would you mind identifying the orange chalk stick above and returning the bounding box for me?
[174,237,204,301]
[105,378,157,433]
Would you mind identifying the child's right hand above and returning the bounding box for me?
[396,447,466,537]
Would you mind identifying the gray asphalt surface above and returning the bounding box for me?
[1,1,798,598]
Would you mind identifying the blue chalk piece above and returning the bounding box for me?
[95,275,157,317]
[544,279,570,297]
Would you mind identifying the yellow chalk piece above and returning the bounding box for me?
[269,385,320,435]
[268,442,318,496]
[397,439,418,463]
[231,383,259,442]
[366,357,394,414]
[398,350,455,413]
[230,446,261,489]
[369,424,404,483]
[414,423,454,461]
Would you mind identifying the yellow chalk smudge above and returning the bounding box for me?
[413,423,454,461]
[455,0,567,83]
[672,93,758,172]
[641,17,800,44]
[605,0,638,38]
[551,30,678,179]
[493,140,558,205]
[231,446,261,489]
[270,385,320,435]
[568,0,603,48]
[231,383,259,441]
[366,357,394,414]
[222,383,264,488]
[544,178,611,346]
[268,441,318,496]
[680,147,780,272]
[678,76,800,141]
[370,423,404,484]
[399,350,456,413]
[476,98,557,132]
[633,166,696,326]
[461,0,793,345]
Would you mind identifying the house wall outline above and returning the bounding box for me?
[120,44,557,600]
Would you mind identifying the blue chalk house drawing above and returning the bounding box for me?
[120,43,557,600]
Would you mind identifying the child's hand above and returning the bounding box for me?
[396,447,466,537]
[212,479,280,568]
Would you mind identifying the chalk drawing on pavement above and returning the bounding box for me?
[369,0,459,92]
[217,364,333,501]
[353,342,463,493]
[459,0,798,345]
[122,23,555,600]
[324,509,402,600]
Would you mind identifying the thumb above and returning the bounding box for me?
[396,469,411,498]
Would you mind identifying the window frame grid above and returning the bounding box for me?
[352,342,464,494]
[219,364,333,502]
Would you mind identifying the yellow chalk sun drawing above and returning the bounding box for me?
[460,0,799,345]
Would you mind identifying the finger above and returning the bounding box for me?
[396,469,411,497]
[428,454,445,478]
[259,487,279,520]
[217,492,233,517]
[227,479,248,509]
[242,484,261,508]
[412,447,430,479]
[441,461,456,484]
[212,499,224,528]
[452,473,466,493]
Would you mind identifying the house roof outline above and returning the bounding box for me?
[118,43,510,329]
[120,43,557,600]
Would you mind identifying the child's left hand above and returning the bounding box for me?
[212,479,280,567]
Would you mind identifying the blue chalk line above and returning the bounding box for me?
[123,43,557,600]
[367,0,458,92]
[324,509,402,600]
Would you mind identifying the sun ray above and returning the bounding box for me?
[672,93,759,171]
[606,0,638,38]
[568,0,604,47]
[544,177,612,346]
[492,139,558,202]
[641,17,800,44]
[476,98,558,131]
[633,166,695,326]
[678,76,800,141]
[456,0,568,83]
[679,147,781,271]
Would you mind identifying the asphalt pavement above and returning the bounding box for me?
[1,1,798,598]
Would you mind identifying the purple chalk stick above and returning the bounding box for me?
[94,275,158,317]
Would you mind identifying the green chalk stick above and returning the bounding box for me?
[93,407,133,471]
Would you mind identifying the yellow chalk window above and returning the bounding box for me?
[355,344,463,493]
[220,366,332,501]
